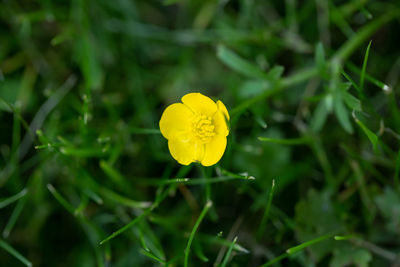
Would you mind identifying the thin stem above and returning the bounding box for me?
[184,201,213,267]
[257,180,276,239]
[201,166,211,201]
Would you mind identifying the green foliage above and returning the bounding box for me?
[375,187,400,234]
[1,0,400,266]
[331,245,372,267]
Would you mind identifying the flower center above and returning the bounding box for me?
[192,114,215,143]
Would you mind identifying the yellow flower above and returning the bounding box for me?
[159,93,230,166]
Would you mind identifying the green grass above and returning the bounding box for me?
[1,0,400,266]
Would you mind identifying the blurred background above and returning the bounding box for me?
[1,0,400,266]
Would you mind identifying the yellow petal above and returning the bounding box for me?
[168,138,204,165]
[159,103,194,140]
[182,93,217,116]
[217,100,230,121]
[213,112,229,137]
[201,134,227,166]
[213,100,229,136]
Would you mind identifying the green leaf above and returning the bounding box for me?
[217,45,267,79]
[315,42,326,74]
[375,187,400,233]
[342,91,361,111]
[238,80,272,98]
[267,65,285,80]
[353,113,378,152]
[334,93,353,133]
[338,82,351,91]
[360,40,372,93]
[331,246,372,267]
[341,70,361,92]
[0,79,20,112]
[77,34,103,90]
[336,81,361,112]
[311,97,330,132]
[295,190,344,261]
[139,249,166,264]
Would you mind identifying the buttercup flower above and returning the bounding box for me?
[159,93,230,166]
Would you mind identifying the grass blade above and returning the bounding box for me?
[60,147,106,157]
[99,160,127,188]
[334,94,353,133]
[100,209,153,245]
[98,186,152,209]
[131,176,254,186]
[0,239,32,267]
[352,112,378,152]
[341,70,361,92]
[258,137,311,145]
[3,196,27,238]
[360,40,372,94]
[286,234,333,254]
[260,234,334,266]
[342,90,362,111]
[184,200,213,267]
[260,252,289,267]
[311,97,330,132]
[193,241,209,262]
[140,248,166,264]
[257,180,276,239]
[315,42,326,75]
[217,45,267,79]
[220,236,238,267]
[230,67,318,117]
[0,188,28,209]
[334,235,354,241]
[346,61,391,92]
[47,184,75,214]
[197,234,249,254]
[100,185,174,245]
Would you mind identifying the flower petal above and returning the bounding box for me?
[159,103,194,140]
[213,100,230,136]
[213,111,229,137]
[181,93,217,116]
[201,135,227,166]
[168,138,203,165]
[217,100,230,121]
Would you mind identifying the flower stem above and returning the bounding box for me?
[184,201,213,267]
[201,166,211,201]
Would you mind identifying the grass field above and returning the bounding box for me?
[1,0,400,266]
